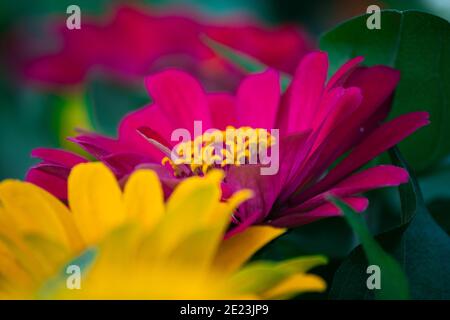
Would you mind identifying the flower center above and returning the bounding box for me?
[162,126,276,177]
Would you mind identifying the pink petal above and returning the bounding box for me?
[118,105,179,161]
[302,112,429,200]
[28,163,71,180]
[278,51,328,133]
[295,165,408,211]
[278,131,314,187]
[205,23,313,75]
[100,152,154,178]
[312,86,363,151]
[207,93,238,130]
[269,196,368,228]
[23,54,87,85]
[277,130,317,201]
[226,131,312,224]
[290,65,403,195]
[324,66,401,155]
[226,165,281,223]
[343,66,400,127]
[326,56,364,90]
[236,69,280,129]
[144,69,212,131]
[30,148,87,167]
[26,168,69,200]
[68,132,124,159]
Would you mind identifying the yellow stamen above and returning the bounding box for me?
[161,127,275,177]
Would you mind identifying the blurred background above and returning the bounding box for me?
[1,0,448,180]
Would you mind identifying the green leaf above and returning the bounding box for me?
[253,217,357,261]
[389,147,424,225]
[419,165,450,203]
[320,10,450,172]
[250,217,360,300]
[202,36,291,91]
[331,198,410,300]
[330,148,450,299]
[417,157,450,234]
[428,199,450,235]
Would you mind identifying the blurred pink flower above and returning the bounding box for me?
[27,52,429,234]
[21,5,312,89]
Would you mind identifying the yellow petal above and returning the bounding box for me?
[0,238,34,296]
[227,260,299,296]
[212,226,285,274]
[165,228,221,275]
[204,188,253,227]
[159,170,224,253]
[227,256,327,297]
[0,222,66,294]
[0,180,82,252]
[261,274,326,299]
[73,225,141,297]
[68,163,125,245]
[275,255,328,273]
[123,170,164,230]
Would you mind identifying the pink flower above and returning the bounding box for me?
[27,52,429,234]
[21,5,312,89]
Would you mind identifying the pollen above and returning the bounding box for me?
[162,126,276,177]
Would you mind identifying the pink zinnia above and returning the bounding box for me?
[19,5,312,89]
[27,52,429,235]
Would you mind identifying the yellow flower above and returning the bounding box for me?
[0,163,326,299]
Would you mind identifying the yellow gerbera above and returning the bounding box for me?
[0,162,326,299]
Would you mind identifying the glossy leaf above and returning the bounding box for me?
[330,148,450,299]
[332,198,409,300]
[320,10,450,172]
